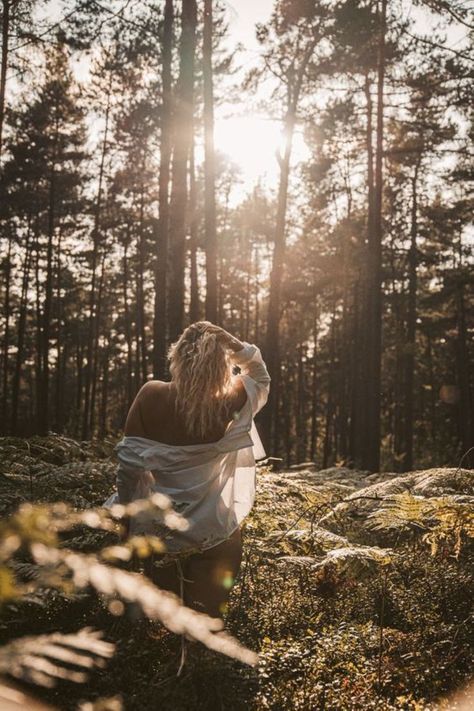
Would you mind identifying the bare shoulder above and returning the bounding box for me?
[137,380,170,405]
[228,376,247,411]
[138,379,168,394]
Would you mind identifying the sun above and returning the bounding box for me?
[214,114,309,190]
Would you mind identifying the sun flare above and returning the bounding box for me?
[214,114,310,187]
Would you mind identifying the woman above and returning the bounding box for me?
[105,322,270,619]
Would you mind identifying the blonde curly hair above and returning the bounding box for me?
[167,321,235,439]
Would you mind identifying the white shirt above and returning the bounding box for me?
[103,342,270,553]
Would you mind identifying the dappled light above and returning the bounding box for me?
[0,0,473,708]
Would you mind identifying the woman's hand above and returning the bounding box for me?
[204,324,244,352]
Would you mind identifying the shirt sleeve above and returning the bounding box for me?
[230,342,271,416]
[115,442,155,504]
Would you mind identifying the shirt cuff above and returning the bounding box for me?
[230,342,258,364]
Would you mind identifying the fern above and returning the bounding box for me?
[0,501,259,668]
[368,492,474,557]
[0,628,114,688]
[275,545,393,580]
[313,545,394,579]
[29,543,258,666]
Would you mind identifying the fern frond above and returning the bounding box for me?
[0,628,114,688]
[368,492,429,532]
[0,677,58,710]
[29,544,258,666]
[313,545,394,579]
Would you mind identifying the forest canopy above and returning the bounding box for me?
[0,0,473,473]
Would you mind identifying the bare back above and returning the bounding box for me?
[123,378,248,446]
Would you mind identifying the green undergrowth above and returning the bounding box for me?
[0,435,473,710]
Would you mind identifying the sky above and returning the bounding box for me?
[36,0,470,199]
[212,0,470,197]
[214,0,287,195]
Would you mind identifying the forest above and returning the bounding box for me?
[0,0,473,710]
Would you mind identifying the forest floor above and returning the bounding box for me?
[0,435,473,710]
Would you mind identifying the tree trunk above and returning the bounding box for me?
[203,0,218,322]
[82,85,111,438]
[136,184,148,384]
[296,343,307,462]
[89,248,107,434]
[189,135,200,322]
[11,224,32,434]
[122,232,134,407]
[354,2,387,472]
[310,304,319,463]
[365,0,387,472]
[262,42,316,453]
[401,160,420,471]
[99,338,110,438]
[153,0,173,378]
[0,236,12,432]
[54,229,63,432]
[456,283,474,466]
[0,0,10,159]
[40,120,59,436]
[168,0,197,341]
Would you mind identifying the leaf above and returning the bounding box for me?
[0,629,114,688]
[0,677,59,710]
[30,545,258,667]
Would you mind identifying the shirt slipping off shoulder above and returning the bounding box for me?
[103,342,271,554]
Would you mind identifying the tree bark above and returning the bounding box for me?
[189,136,200,322]
[365,0,387,472]
[456,282,474,466]
[0,236,11,432]
[122,229,134,407]
[11,223,32,434]
[82,84,111,438]
[262,43,316,451]
[0,0,11,159]
[401,159,421,471]
[168,0,197,341]
[153,0,173,378]
[203,0,218,322]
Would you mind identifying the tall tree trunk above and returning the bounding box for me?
[262,97,297,451]
[54,229,63,432]
[203,0,218,322]
[122,233,134,407]
[365,0,387,472]
[310,317,319,464]
[456,283,474,466]
[82,83,111,439]
[99,338,110,438]
[34,228,43,432]
[75,341,84,435]
[296,343,307,462]
[354,2,386,471]
[352,75,375,468]
[11,225,32,434]
[135,179,149,385]
[153,0,173,378]
[189,135,200,322]
[168,0,197,341]
[90,248,107,434]
[254,245,260,342]
[401,160,420,471]
[0,236,11,432]
[323,306,337,468]
[0,0,11,159]
[262,42,316,453]
[40,120,59,436]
